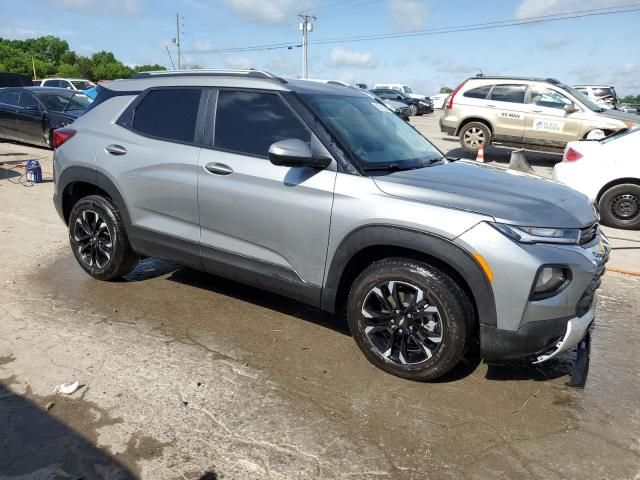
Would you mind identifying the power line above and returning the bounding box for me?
[183,3,640,54]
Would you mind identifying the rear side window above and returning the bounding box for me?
[132,88,203,143]
[19,92,39,109]
[0,90,18,106]
[490,84,526,103]
[463,85,491,99]
[214,90,310,157]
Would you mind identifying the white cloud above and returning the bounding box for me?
[434,60,476,74]
[567,62,640,95]
[51,0,140,15]
[222,0,311,24]
[515,0,629,19]
[223,56,255,69]
[264,55,294,74]
[328,48,378,69]
[389,0,428,31]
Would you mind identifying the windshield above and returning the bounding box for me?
[403,86,413,94]
[38,92,93,112]
[71,80,94,90]
[559,85,604,112]
[303,93,442,171]
[600,126,639,144]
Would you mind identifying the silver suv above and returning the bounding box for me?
[440,76,639,153]
[53,70,609,381]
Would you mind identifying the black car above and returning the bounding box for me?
[0,87,92,148]
[369,88,433,116]
[0,72,33,88]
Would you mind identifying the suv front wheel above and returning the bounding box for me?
[459,122,491,153]
[68,195,139,280]
[347,258,472,381]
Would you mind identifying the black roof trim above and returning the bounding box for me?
[469,75,563,84]
[131,69,288,84]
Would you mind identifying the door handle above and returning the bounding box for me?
[204,162,233,175]
[531,109,542,113]
[105,144,127,156]
[486,104,496,108]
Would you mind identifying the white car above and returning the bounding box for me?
[40,78,95,91]
[553,127,640,229]
[430,93,450,109]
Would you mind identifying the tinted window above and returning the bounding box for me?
[214,90,310,157]
[530,86,572,109]
[490,84,526,103]
[463,85,491,99]
[0,90,18,106]
[19,92,39,109]
[132,88,202,143]
[43,80,59,87]
[592,87,614,98]
[71,80,93,90]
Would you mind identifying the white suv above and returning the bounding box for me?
[41,78,95,91]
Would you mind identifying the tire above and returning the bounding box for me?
[408,104,418,116]
[459,121,491,153]
[598,184,640,230]
[347,258,473,381]
[68,195,139,280]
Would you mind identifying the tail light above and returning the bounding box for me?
[564,147,583,162]
[52,128,77,149]
[446,80,467,110]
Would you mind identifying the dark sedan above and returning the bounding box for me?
[369,88,433,116]
[0,87,92,148]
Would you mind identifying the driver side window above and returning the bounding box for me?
[530,86,572,109]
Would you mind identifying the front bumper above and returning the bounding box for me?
[455,221,609,363]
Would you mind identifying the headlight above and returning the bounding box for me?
[419,101,428,106]
[532,266,569,298]
[490,222,580,244]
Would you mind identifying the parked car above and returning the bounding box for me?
[0,72,33,88]
[440,76,640,153]
[41,78,95,91]
[573,85,619,110]
[0,87,92,147]
[52,69,608,382]
[553,127,640,229]
[370,88,433,116]
[430,93,450,109]
[373,83,429,100]
[617,103,639,115]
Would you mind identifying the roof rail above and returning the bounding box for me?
[131,69,288,84]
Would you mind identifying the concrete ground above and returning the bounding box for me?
[0,127,639,479]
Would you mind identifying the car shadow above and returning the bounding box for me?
[166,267,351,336]
[0,381,136,478]
[485,354,575,382]
[445,145,562,167]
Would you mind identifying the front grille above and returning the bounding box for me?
[579,223,598,245]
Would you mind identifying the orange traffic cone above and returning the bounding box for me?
[476,144,485,163]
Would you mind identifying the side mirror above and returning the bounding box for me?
[268,139,331,169]
[564,103,578,113]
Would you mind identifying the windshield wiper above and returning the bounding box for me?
[362,164,406,172]
[417,157,445,168]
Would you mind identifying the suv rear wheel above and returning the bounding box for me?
[68,195,139,280]
[459,122,491,153]
[347,258,472,381]
[599,183,640,230]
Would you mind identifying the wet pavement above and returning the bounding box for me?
[1,139,639,479]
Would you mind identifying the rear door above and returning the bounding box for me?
[0,89,19,139]
[197,89,336,303]
[95,87,206,264]
[522,84,582,148]
[485,84,527,144]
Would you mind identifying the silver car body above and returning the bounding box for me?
[53,70,609,363]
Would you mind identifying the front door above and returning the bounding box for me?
[486,83,527,144]
[522,84,583,148]
[197,89,336,305]
[16,91,45,145]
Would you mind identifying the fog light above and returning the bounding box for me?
[533,267,568,297]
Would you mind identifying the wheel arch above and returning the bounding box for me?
[596,177,640,203]
[455,117,494,136]
[321,225,497,327]
[57,166,131,227]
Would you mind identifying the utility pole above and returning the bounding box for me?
[173,13,181,70]
[298,14,315,79]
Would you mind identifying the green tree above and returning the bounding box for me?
[131,64,166,74]
[439,86,453,94]
[89,51,132,80]
[56,63,81,77]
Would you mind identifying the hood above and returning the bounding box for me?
[373,160,597,228]
[597,108,640,124]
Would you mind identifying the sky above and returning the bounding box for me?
[1,0,639,96]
